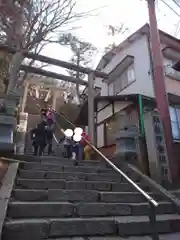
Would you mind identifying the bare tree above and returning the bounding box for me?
[59,33,97,104]
[0,0,86,95]
[104,23,129,53]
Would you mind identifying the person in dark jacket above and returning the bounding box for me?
[46,118,54,155]
[34,120,47,156]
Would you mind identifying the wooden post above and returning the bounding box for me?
[52,89,59,110]
[146,0,176,182]
[88,72,95,145]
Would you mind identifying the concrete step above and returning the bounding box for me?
[16,178,139,192]
[18,169,126,182]
[75,202,174,217]
[44,234,180,239]
[12,189,164,203]
[8,202,75,218]
[40,157,106,168]
[2,218,116,240]
[16,155,106,167]
[64,234,180,239]
[63,166,115,174]
[21,163,114,174]
[3,215,180,239]
[7,201,174,218]
[12,189,99,202]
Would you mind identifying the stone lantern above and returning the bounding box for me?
[115,126,139,162]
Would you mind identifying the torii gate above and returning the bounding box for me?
[20,75,66,113]
[0,44,108,145]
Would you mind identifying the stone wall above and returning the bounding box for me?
[0,160,8,188]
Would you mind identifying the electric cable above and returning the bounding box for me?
[160,0,180,18]
[172,0,180,9]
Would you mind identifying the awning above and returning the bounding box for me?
[74,94,156,126]
[173,60,180,71]
[162,47,180,61]
[168,93,180,105]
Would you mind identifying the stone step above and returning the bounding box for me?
[44,234,180,240]
[13,155,107,166]
[12,189,99,202]
[3,215,180,239]
[16,178,139,192]
[64,234,180,240]
[7,201,174,218]
[16,155,106,167]
[74,202,174,217]
[12,189,164,203]
[18,169,126,182]
[8,202,75,218]
[21,163,113,174]
[40,157,107,168]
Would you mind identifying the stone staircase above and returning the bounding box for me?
[2,156,180,239]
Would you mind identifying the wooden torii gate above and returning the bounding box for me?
[0,45,109,145]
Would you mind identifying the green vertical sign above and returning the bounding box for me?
[138,94,145,135]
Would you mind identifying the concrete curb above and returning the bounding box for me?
[0,162,19,238]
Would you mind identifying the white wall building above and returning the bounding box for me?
[90,24,180,151]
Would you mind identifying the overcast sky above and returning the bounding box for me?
[40,0,180,75]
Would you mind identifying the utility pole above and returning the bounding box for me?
[146,0,177,182]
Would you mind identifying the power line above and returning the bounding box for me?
[172,0,180,9]
[160,0,180,18]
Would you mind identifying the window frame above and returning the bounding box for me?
[169,105,180,140]
[108,64,136,96]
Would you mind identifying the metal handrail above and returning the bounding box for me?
[32,106,180,239]
[56,111,180,203]
[54,110,180,240]
[127,163,180,210]
[53,134,58,144]
[54,112,159,239]
[55,111,158,206]
[34,106,180,209]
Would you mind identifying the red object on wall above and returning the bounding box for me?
[80,132,90,145]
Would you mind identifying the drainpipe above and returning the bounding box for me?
[138,94,145,136]
[146,0,176,182]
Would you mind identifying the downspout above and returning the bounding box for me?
[138,94,145,136]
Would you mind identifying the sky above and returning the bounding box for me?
[40,0,180,76]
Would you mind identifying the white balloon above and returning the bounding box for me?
[73,133,82,142]
[74,127,83,135]
[64,129,73,137]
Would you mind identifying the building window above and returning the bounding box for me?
[127,65,136,84]
[164,58,180,79]
[169,105,180,140]
[108,64,135,95]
